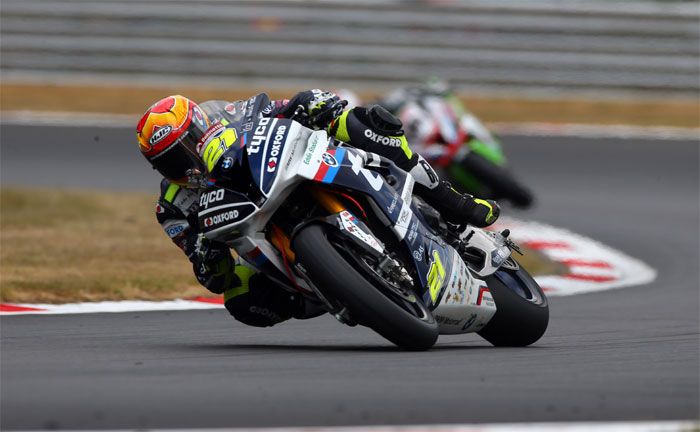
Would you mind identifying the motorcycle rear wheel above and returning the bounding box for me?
[457,152,534,208]
[477,261,549,346]
[293,223,439,351]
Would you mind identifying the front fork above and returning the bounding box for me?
[272,185,360,325]
[269,185,350,261]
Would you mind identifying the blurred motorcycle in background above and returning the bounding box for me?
[338,81,535,208]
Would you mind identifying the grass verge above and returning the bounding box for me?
[2,82,698,127]
[0,187,563,304]
[0,187,201,303]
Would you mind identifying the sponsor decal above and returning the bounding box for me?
[224,103,236,115]
[172,189,199,215]
[387,192,399,214]
[266,124,287,173]
[491,247,510,267]
[363,129,402,147]
[338,210,383,253]
[413,245,425,261]
[248,117,270,155]
[284,137,298,170]
[149,124,172,145]
[461,265,472,298]
[203,209,240,228]
[199,189,225,209]
[260,102,274,115]
[303,134,320,165]
[397,206,411,227]
[406,220,418,243]
[461,313,478,331]
[221,157,234,170]
[249,306,281,322]
[242,121,253,132]
[155,204,165,214]
[196,123,225,155]
[313,149,346,184]
[435,315,463,326]
[192,106,207,130]
[321,152,338,167]
[165,224,185,238]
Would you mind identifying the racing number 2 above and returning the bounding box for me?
[347,151,383,191]
[202,128,238,172]
[427,250,446,303]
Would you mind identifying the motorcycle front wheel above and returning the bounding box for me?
[455,152,534,208]
[293,223,439,351]
[477,260,549,346]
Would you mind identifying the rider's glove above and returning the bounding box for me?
[286,89,347,130]
[190,234,234,294]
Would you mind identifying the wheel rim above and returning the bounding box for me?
[494,265,547,306]
[330,237,433,323]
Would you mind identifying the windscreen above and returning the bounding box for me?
[200,93,271,128]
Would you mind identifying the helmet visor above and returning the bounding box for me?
[149,132,204,184]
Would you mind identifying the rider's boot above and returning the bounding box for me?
[414,180,500,228]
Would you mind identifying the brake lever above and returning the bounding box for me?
[500,229,524,255]
[290,105,308,121]
[308,100,348,126]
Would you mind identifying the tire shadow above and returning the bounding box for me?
[166,341,550,353]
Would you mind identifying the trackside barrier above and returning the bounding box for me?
[1,0,698,97]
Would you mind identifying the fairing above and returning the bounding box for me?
[198,115,498,333]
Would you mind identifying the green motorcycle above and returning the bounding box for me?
[374,82,535,208]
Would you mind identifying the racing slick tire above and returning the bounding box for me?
[477,263,549,346]
[293,223,439,351]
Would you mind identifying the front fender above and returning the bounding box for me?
[290,210,385,259]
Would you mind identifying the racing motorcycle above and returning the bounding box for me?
[197,95,548,350]
[372,84,535,208]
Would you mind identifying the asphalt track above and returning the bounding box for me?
[1,124,699,430]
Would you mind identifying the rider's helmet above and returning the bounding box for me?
[136,95,211,186]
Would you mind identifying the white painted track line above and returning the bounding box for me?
[29,420,694,432]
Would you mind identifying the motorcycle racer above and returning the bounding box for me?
[374,80,535,208]
[136,90,499,328]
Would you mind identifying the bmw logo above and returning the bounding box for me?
[222,157,233,170]
[321,152,337,167]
